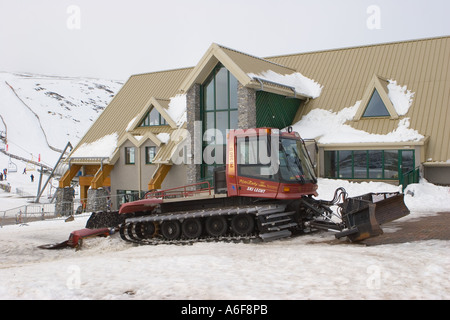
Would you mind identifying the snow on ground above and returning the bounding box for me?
[0,177,449,300]
[0,215,448,300]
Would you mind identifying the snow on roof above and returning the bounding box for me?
[291,101,424,144]
[156,132,170,144]
[248,70,323,99]
[126,116,137,132]
[387,80,415,116]
[70,132,118,158]
[166,94,187,126]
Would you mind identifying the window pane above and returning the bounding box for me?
[401,150,414,175]
[125,147,135,164]
[353,151,367,178]
[216,111,228,143]
[363,89,390,117]
[339,151,353,178]
[146,146,156,164]
[202,165,215,183]
[141,114,149,127]
[238,137,260,165]
[149,108,159,125]
[215,67,229,109]
[236,136,276,181]
[384,150,398,179]
[230,110,238,130]
[204,112,215,143]
[368,150,383,179]
[129,148,135,164]
[324,151,337,178]
[229,73,238,109]
[204,78,215,111]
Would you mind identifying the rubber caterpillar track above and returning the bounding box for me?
[118,203,300,245]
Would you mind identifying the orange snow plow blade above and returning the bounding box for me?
[336,193,410,242]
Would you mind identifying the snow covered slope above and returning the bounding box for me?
[0,72,123,171]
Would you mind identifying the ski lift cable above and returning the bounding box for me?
[2,138,53,168]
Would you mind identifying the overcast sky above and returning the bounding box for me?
[0,0,448,80]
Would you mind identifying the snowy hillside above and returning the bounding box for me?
[0,72,123,173]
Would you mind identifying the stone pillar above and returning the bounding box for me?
[86,188,109,212]
[186,83,201,185]
[55,187,74,216]
[238,83,256,129]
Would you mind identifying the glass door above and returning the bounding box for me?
[399,150,415,186]
[400,150,414,176]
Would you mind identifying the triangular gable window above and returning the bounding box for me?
[139,107,167,127]
[362,89,390,118]
[354,75,399,121]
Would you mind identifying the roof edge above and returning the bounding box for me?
[318,138,429,149]
[265,35,450,60]
[216,43,297,72]
[129,66,195,78]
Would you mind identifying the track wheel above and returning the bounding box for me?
[127,223,139,240]
[182,218,203,239]
[135,222,157,239]
[119,224,128,241]
[161,220,181,240]
[231,214,255,235]
[205,216,228,237]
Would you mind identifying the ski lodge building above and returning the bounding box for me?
[58,36,450,211]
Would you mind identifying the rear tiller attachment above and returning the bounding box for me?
[335,192,410,241]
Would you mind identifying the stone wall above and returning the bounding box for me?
[237,83,256,129]
[55,187,74,216]
[186,83,201,185]
[86,188,109,212]
[86,188,108,212]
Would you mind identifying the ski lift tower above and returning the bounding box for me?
[0,131,6,152]
[0,114,6,150]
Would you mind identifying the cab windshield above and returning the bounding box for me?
[236,134,316,184]
[279,138,316,183]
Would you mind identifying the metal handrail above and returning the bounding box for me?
[401,166,420,191]
[145,181,212,200]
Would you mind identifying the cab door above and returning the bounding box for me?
[233,135,279,199]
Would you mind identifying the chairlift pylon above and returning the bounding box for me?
[8,157,18,173]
